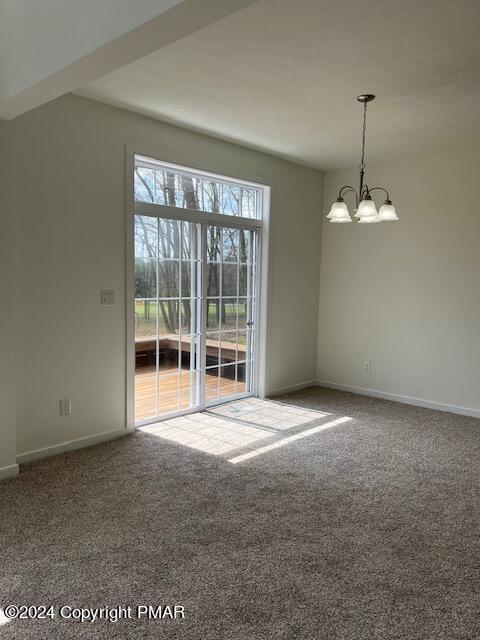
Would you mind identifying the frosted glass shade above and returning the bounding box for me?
[355,197,378,218]
[330,216,352,223]
[327,200,351,222]
[358,215,380,223]
[378,202,399,221]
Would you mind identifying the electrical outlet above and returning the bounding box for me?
[363,360,371,373]
[100,289,115,306]
[59,398,71,416]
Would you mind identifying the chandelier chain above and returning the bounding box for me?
[360,101,367,170]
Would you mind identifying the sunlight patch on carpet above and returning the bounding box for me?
[228,416,353,464]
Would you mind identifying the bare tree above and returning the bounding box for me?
[134,167,247,338]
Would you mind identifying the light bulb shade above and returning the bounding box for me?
[327,200,351,222]
[378,201,399,221]
[330,216,352,223]
[355,197,378,218]
[358,215,380,223]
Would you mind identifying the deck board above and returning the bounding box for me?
[135,366,244,421]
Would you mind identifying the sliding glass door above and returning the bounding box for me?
[134,217,202,421]
[131,153,266,425]
[134,217,259,424]
[204,224,257,406]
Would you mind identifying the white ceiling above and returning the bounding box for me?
[78,0,480,170]
[0,0,258,119]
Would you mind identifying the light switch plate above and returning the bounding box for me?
[101,289,115,306]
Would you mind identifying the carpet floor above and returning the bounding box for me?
[1,387,480,639]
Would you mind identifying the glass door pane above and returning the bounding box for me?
[134,217,258,424]
[135,216,202,421]
[205,224,258,405]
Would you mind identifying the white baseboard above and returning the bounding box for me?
[17,428,133,465]
[0,463,19,481]
[316,380,480,419]
[268,379,317,397]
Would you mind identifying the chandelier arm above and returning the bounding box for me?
[338,185,359,208]
[368,186,391,201]
[338,185,357,198]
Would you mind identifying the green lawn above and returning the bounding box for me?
[135,300,246,339]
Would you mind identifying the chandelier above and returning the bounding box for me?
[327,95,399,223]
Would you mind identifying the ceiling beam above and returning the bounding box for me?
[0,0,260,120]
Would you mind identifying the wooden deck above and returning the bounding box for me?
[135,334,246,357]
[135,366,245,421]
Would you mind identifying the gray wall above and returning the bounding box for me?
[0,120,16,475]
[10,94,323,457]
[317,146,480,414]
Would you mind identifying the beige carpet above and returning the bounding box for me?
[1,387,480,639]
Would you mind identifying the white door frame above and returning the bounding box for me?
[125,144,271,429]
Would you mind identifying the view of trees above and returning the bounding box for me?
[134,165,259,217]
[134,166,256,339]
